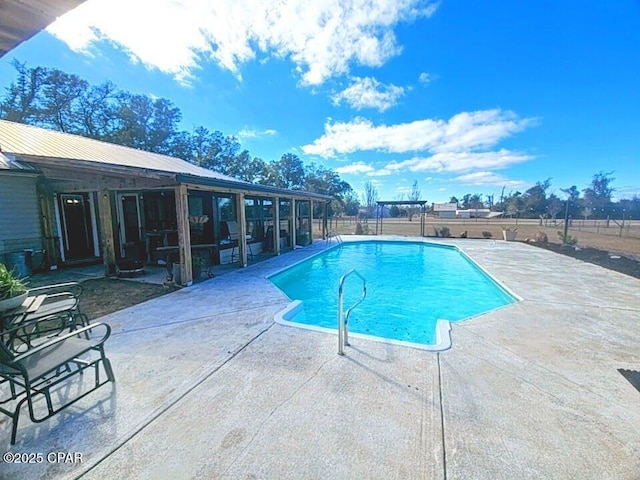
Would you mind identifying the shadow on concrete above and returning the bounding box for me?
[618,369,640,393]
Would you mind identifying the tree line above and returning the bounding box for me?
[0,60,360,216]
[447,173,639,220]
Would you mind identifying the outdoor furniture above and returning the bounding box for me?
[155,244,218,282]
[0,282,90,356]
[0,312,114,444]
[225,221,253,262]
[25,282,84,322]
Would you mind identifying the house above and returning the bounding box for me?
[456,208,492,219]
[432,202,457,219]
[0,120,331,285]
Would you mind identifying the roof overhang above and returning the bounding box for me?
[178,174,333,202]
[0,1,85,58]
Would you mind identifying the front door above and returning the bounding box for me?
[59,194,94,260]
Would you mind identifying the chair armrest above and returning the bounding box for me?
[28,282,83,298]
[11,322,111,364]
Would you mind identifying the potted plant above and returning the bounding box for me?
[0,263,29,312]
[502,226,518,241]
[191,255,207,279]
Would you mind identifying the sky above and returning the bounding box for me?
[1,0,639,204]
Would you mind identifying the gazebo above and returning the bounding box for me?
[374,200,428,236]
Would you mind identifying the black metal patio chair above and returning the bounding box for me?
[0,312,114,445]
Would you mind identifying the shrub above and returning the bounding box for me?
[482,231,492,239]
[439,227,451,238]
[535,231,548,243]
[355,223,364,235]
[557,231,578,246]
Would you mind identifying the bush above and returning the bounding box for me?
[557,231,578,246]
[535,231,548,243]
[439,227,451,238]
[482,231,492,239]
[355,223,364,235]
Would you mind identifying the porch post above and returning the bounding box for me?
[236,192,247,267]
[309,200,314,244]
[175,184,192,285]
[274,196,281,255]
[322,200,328,240]
[97,189,117,275]
[291,198,297,248]
[37,183,61,267]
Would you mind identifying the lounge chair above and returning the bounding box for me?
[0,312,114,444]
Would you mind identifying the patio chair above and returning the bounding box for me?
[24,282,90,336]
[0,312,114,445]
[226,220,253,262]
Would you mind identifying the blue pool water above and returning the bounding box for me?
[269,241,516,346]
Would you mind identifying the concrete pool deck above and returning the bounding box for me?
[2,236,639,479]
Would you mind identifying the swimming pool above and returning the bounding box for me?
[269,240,517,350]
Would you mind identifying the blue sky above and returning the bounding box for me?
[1,0,639,203]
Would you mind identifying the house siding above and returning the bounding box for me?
[0,174,43,255]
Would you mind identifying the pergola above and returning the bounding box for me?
[374,200,428,236]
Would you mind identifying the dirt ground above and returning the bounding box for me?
[529,241,640,279]
[79,278,177,321]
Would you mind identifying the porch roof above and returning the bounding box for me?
[0,120,331,201]
[0,1,85,58]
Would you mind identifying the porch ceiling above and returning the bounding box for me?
[0,0,85,58]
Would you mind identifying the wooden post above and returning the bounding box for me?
[274,196,281,255]
[97,189,117,275]
[236,193,247,267]
[37,184,61,267]
[291,198,297,248]
[309,200,314,244]
[322,201,328,240]
[175,184,192,285]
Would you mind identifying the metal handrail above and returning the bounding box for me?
[338,269,367,355]
[327,230,343,244]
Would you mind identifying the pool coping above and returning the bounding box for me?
[268,236,521,352]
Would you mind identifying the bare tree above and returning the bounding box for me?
[408,180,421,221]
[363,180,379,218]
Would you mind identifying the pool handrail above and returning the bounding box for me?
[338,269,367,355]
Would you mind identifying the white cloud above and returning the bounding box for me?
[237,128,277,139]
[453,171,527,188]
[418,72,431,84]
[302,109,537,158]
[332,76,404,111]
[382,149,533,174]
[47,0,439,86]
[335,162,375,174]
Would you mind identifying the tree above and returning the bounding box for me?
[546,193,563,221]
[0,60,47,124]
[111,93,182,154]
[583,171,615,215]
[39,69,88,133]
[407,180,421,221]
[261,153,305,190]
[561,185,581,218]
[362,180,379,218]
[77,82,119,138]
[523,178,551,217]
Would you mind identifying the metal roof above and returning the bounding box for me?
[0,120,244,183]
[0,1,85,58]
[0,120,332,201]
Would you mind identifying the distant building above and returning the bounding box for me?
[456,208,492,219]
[432,203,457,219]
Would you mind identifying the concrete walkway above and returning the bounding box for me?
[2,237,639,479]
